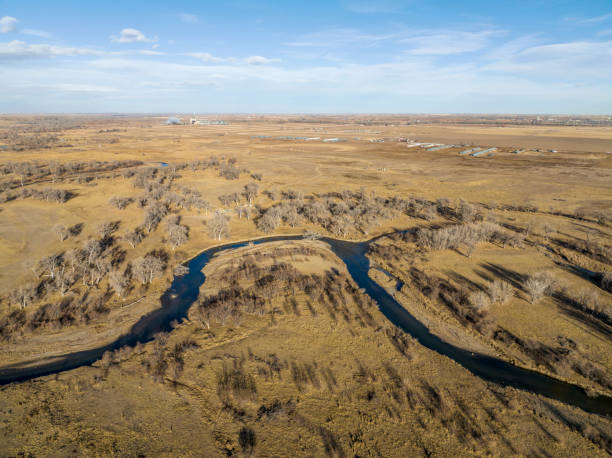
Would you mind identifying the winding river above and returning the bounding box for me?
[1,234,611,417]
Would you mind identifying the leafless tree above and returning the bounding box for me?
[10,283,37,309]
[36,254,62,279]
[123,229,144,248]
[90,257,111,285]
[132,253,165,284]
[109,196,132,210]
[543,222,556,240]
[243,182,259,207]
[488,279,513,304]
[97,221,118,239]
[53,269,73,296]
[469,291,490,314]
[524,271,556,303]
[108,269,129,297]
[49,161,63,183]
[53,224,70,242]
[218,194,233,207]
[167,222,189,249]
[257,207,282,234]
[144,202,167,232]
[193,304,214,329]
[194,198,211,215]
[207,212,230,240]
[83,239,102,264]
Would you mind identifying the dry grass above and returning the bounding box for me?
[0,115,610,455]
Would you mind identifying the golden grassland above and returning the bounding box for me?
[0,115,610,455]
[1,241,610,456]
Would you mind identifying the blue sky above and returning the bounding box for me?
[0,0,611,113]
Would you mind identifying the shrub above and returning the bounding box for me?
[469,291,491,314]
[238,427,257,453]
[217,365,257,401]
[524,271,556,303]
[488,279,513,304]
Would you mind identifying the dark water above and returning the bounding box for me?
[1,234,610,417]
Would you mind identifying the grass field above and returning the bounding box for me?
[0,115,610,455]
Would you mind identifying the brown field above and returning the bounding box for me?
[0,115,610,455]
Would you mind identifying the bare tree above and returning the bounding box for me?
[194,198,211,215]
[109,196,132,210]
[123,229,144,248]
[53,269,73,296]
[193,304,214,329]
[36,254,62,279]
[543,223,556,240]
[469,291,490,314]
[97,221,118,239]
[488,279,513,304]
[144,202,167,232]
[218,193,233,207]
[108,269,129,297]
[257,207,282,234]
[83,239,102,264]
[53,224,70,242]
[524,271,556,303]
[207,212,230,240]
[243,182,259,207]
[10,283,37,309]
[167,222,189,250]
[132,254,165,284]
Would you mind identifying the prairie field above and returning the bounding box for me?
[0,115,610,456]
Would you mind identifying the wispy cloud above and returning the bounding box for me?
[111,28,157,43]
[185,52,280,65]
[22,28,51,38]
[0,16,17,33]
[344,1,403,13]
[185,52,235,63]
[244,55,280,65]
[482,40,612,79]
[285,28,396,48]
[139,50,166,56]
[178,13,198,24]
[565,13,612,24]
[0,40,103,60]
[401,30,503,55]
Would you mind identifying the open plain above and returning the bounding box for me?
[0,114,611,456]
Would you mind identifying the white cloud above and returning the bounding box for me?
[139,50,166,56]
[185,52,235,63]
[482,40,612,80]
[401,30,502,55]
[244,55,280,65]
[22,29,51,38]
[0,16,17,33]
[344,1,402,13]
[285,28,396,48]
[178,13,198,23]
[185,53,280,65]
[569,13,612,24]
[111,28,157,43]
[0,40,103,60]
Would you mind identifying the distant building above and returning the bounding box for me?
[190,117,228,125]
